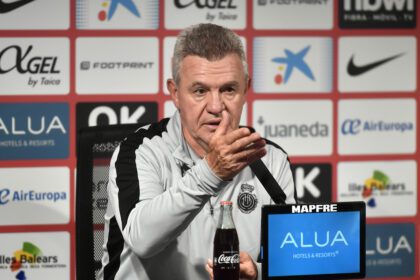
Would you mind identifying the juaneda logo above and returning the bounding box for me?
[366,224,414,277]
[258,117,329,139]
[339,0,416,28]
[0,103,69,160]
[291,164,332,204]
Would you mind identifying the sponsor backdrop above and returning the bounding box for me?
[0,0,418,279]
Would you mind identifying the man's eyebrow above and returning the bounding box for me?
[221,81,240,88]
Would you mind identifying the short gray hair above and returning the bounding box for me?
[171,23,248,85]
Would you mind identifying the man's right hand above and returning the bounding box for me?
[205,111,267,181]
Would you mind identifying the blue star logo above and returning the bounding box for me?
[108,0,140,20]
[271,46,315,84]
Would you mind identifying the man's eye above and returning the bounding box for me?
[223,87,236,95]
[194,88,207,95]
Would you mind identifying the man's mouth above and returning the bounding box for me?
[204,119,221,129]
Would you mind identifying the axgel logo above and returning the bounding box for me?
[339,0,416,28]
[366,223,414,277]
[0,45,61,87]
[174,0,237,8]
[172,0,240,22]
[0,103,69,160]
[291,164,332,204]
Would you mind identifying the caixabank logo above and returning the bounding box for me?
[253,37,332,93]
[0,167,69,226]
[0,103,69,160]
[339,0,416,28]
[291,164,332,204]
[165,0,246,29]
[253,100,332,156]
[338,99,416,155]
[338,161,417,217]
[0,38,69,95]
[76,0,158,29]
[366,223,414,277]
[0,232,69,279]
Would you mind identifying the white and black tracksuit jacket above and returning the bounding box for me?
[99,111,296,280]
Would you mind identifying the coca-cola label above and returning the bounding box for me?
[215,253,240,265]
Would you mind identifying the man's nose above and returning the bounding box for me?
[206,92,225,114]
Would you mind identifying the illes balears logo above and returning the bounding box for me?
[0,242,62,279]
[271,45,315,85]
[349,170,407,208]
[0,0,35,14]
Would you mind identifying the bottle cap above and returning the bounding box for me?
[220,201,233,206]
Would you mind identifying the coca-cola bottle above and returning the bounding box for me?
[213,201,239,280]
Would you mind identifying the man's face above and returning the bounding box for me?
[168,54,249,157]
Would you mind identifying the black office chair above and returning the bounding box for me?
[76,124,140,280]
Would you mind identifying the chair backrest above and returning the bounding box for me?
[76,123,140,280]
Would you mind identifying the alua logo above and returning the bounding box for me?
[174,0,237,9]
[343,0,414,11]
[341,119,413,135]
[237,184,258,214]
[280,230,348,248]
[367,234,412,256]
[258,117,329,139]
[0,45,60,74]
[0,116,67,136]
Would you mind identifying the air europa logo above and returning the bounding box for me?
[341,119,413,135]
[0,188,66,205]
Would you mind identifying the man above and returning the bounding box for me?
[99,23,296,280]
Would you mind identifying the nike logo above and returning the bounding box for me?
[0,0,35,14]
[347,53,404,76]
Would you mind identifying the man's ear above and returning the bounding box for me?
[246,78,252,93]
[167,79,179,109]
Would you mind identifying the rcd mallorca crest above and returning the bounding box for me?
[238,184,258,214]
